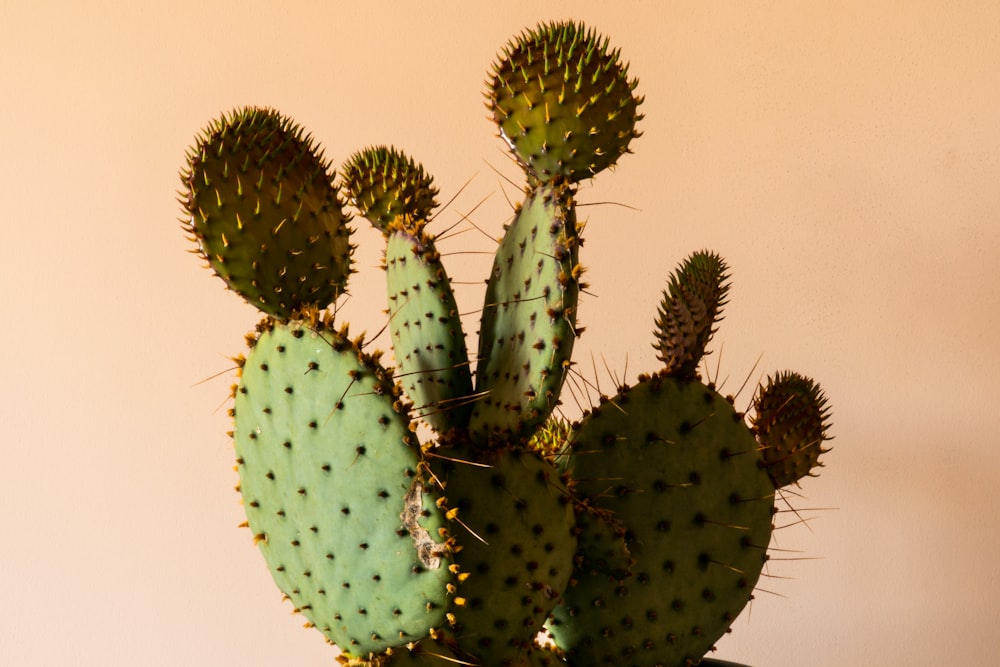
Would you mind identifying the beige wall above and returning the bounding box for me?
[3,1,998,664]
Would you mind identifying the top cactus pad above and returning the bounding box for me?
[180,107,354,318]
[487,20,643,183]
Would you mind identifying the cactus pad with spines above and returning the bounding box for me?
[549,373,775,666]
[753,370,833,488]
[180,106,354,318]
[382,230,475,435]
[430,445,577,666]
[342,146,439,235]
[654,250,731,379]
[343,147,474,435]
[488,20,643,183]
[471,182,581,443]
[233,311,453,656]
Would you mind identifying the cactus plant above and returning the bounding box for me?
[180,18,833,667]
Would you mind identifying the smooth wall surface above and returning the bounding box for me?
[3,2,998,665]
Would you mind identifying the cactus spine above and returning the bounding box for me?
[181,19,833,667]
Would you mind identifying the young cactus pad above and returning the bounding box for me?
[549,373,775,667]
[752,370,833,488]
[233,312,453,656]
[654,250,731,379]
[488,20,644,183]
[341,146,440,235]
[180,106,354,318]
[342,148,474,435]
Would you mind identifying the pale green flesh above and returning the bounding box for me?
[234,321,452,656]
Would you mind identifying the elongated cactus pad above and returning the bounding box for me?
[430,445,577,666]
[181,107,354,317]
[654,250,731,379]
[233,312,453,656]
[549,373,774,667]
[471,182,581,443]
[383,231,474,435]
[488,20,643,183]
[752,370,832,488]
[342,146,439,235]
[342,147,473,435]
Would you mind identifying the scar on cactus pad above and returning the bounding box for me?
[180,18,834,667]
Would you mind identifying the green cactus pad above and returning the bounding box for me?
[431,445,577,666]
[384,230,474,435]
[180,106,354,318]
[654,250,731,379]
[548,373,774,667]
[487,20,643,183]
[233,313,453,656]
[342,146,439,235]
[471,182,581,444]
[752,371,832,488]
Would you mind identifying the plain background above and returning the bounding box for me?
[3,1,999,665]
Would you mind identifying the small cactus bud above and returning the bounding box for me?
[753,371,833,488]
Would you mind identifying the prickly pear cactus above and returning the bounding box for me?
[180,18,834,667]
